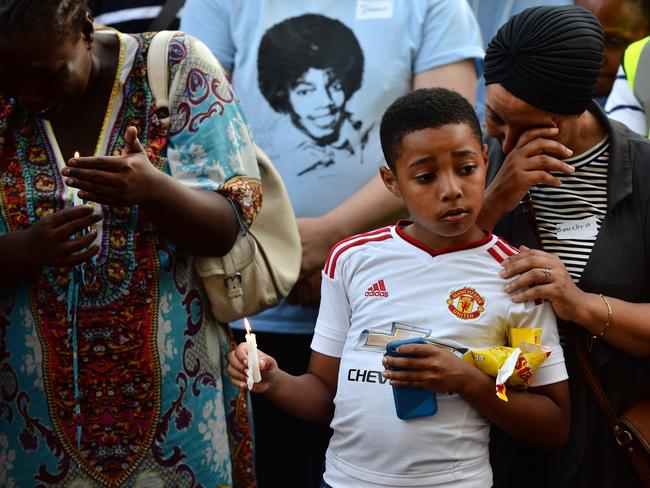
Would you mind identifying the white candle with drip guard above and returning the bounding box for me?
[244,318,261,389]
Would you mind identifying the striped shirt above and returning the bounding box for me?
[530,136,609,282]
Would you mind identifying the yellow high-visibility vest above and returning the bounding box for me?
[623,36,650,138]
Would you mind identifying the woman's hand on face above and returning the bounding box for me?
[61,126,162,207]
[24,205,102,267]
[500,246,587,323]
[484,127,574,216]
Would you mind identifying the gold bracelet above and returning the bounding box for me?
[595,294,613,337]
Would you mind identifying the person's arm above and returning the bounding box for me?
[412,59,478,102]
[228,266,348,422]
[297,177,404,278]
[501,246,650,357]
[63,127,242,256]
[383,343,570,449]
[228,346,339,423]
[459,370,570,450]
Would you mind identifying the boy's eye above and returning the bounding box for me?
[415,172,434,183]
[459,164,477,175]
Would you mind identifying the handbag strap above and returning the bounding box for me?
[565,328,629,440]
[147,30,177,113]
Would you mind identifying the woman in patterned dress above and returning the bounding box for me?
[0,1,261,486]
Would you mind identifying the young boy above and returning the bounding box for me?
[228,88,570,487]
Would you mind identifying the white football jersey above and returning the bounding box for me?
[312,222,567,487]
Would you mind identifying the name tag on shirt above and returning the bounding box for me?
[356,0,394,20]
[556,216,599,240]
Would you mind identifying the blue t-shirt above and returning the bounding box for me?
[182,0,484,333]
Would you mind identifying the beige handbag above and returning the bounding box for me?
[148,31,301,323]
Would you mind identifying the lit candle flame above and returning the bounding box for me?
[244,317,252,334]
[74,151,79,159]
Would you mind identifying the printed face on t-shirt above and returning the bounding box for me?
[288,67,347,140]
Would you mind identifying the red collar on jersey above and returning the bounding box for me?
[395,219,493,258]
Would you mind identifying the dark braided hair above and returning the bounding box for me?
[0,0,90,39]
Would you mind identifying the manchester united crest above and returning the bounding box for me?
[447,287,486,320]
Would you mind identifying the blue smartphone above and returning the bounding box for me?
[386,337,438,419]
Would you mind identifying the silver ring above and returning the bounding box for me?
[540,268,552,283]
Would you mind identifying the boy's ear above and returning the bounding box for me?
[482,143,489,169]
[379,165,401,198]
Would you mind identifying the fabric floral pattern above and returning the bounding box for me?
[0,31,258,487]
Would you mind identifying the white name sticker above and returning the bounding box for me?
[356,0,394,20]
[556,216,599,240]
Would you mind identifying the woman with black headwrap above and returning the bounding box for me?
[478,5,650,487]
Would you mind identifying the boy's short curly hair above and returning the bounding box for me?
[380,88,482,170]
[0,0,89,39]
[257,14,364,114]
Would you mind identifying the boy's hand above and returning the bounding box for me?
[22,206,102,267]
[61,126,163,207]
[227,342,277,393]
[382,343,479,394]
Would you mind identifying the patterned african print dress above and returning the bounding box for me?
[0,31,261,487]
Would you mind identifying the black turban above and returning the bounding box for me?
[484,5,604,115]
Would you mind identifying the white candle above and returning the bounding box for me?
[244,318,261,390]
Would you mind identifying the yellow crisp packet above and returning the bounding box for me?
[462,328,551,401]
[509,327,541,347]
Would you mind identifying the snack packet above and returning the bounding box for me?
[462,328,550,401]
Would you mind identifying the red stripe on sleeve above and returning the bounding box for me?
[323,227,392,276]
[497,238,519,255]
[495,240,516,257]
[487,247,505,263]
[326,233,392,278]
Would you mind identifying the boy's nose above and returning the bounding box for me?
[439,175,462,201]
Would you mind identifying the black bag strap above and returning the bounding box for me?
[148,0,185,31]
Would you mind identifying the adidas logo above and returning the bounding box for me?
[365,279,388,297]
